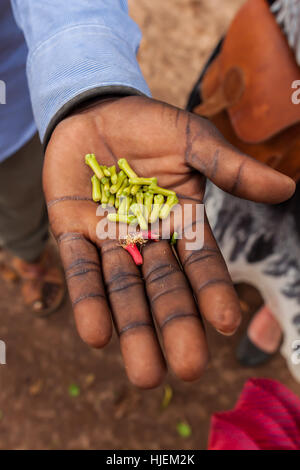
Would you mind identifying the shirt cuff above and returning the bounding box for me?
[26,24,151,146]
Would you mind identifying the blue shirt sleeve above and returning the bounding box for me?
[10,0,151,145]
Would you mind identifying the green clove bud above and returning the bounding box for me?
[85,154,104,180]
[118,158,138,180]
[116,178,128,197]
[130,203,148,230]
[101,183,109,204]
[108,194,115,207]
[116,177,129,197]
[159,195,179,219]
[131,184,141,196]
[149,194,164,223]
[101,177,110,193]
[136,191,144,207]
[110,171,126,194]
[91,175,101,202]
[148,184,176,197]
[129,177,157,186]
[109,166,118,185]
[102,166,111,177]
[144,191,154,221]
[118,196,131,215]
[122,184,133,196]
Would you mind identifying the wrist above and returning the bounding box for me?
[44,86,146,152]
[68,94,123,115]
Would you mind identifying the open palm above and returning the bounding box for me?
[44,96,295,388]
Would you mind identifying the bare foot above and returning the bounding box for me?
[248,305,282,354]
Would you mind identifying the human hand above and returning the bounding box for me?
[44,96,295,388]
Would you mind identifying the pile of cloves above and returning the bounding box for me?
[85,154,178,228]
[85,154,179,265]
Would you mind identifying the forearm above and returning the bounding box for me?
[11,0,151,147]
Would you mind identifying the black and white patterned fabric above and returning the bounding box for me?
[269,0,300,64]
[186,0,300,381]
[205,183,300,380]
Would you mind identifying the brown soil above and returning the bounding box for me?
[0,0,299,450]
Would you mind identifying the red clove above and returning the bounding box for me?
[124,244,143,265]
[141,230,159,241]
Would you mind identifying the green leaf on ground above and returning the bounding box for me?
[176,421,192,438]
[68,384,80,397]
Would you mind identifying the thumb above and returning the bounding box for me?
[185,114,296,204]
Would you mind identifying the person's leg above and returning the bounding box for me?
[0,134,65,315]
[186,0,300,379]
[0,134,48,261]
[204,182,300,381]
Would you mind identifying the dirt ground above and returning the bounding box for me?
[1,0,300,450]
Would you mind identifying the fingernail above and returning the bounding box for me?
[216,328,238,337]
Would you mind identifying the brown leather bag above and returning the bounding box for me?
[193,0,300,181]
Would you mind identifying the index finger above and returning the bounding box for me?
[184,114,296,203]
[99,239,166,389]
[58,232,112,348]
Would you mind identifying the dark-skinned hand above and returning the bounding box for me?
[44,96,295,388]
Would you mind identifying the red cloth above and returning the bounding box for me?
[208,378,300,450]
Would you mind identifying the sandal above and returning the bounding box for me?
[0,245,66,317]
[236,305,283,367]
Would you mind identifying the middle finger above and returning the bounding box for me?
[100,239,166,388]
